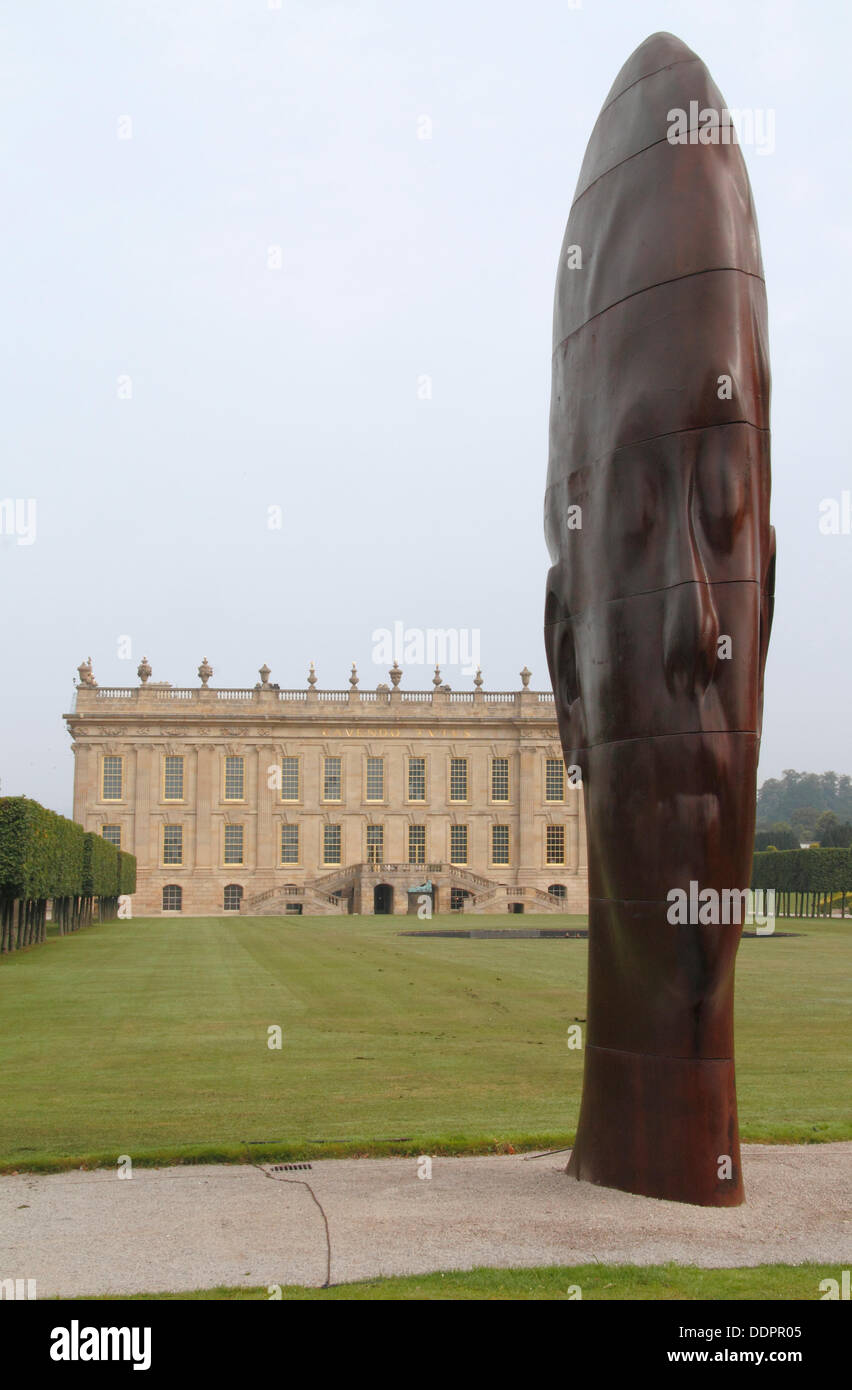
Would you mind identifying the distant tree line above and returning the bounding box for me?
[0,797,135,953]
[754,811,852,852]
[757,770,852,846]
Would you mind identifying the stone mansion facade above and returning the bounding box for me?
[65,657,589,917]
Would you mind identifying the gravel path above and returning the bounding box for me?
[1,1144,849,1297]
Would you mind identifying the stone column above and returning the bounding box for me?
[195,745,215,870]
[516,742,538,886]
[256,745,276,880]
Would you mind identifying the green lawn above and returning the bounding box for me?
[86,1263,839,1301]
[0,913,848,1170]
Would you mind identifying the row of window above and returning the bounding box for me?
[135,821,570,868]
[160,883,570,913]
[99,754,571,804]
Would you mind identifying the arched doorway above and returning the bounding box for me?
[374,883,393,914]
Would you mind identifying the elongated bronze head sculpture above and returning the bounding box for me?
[545,33,775,1205]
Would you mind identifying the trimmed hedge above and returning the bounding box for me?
[752,846,852,894]
[0,798,85,899]
[752,846,852,918]
[82,831,118,898]
[0,797,136,951]
[118,850,136,896]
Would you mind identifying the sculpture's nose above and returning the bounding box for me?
[662,508,720,700]
[662,582,719,699]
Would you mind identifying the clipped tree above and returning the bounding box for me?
[0,798,85,949]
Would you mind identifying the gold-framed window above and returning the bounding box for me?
[545,758,565,802]
[546,824,566,864]
[163,755,184,801]
[491,757,509,801]
[162,824,183,866]
[450,824,468,865]
[366,825,384,865]
[281,756,299,802]
[323,823,341,865]
[491,824,510,865]
[223,824,244,865]
[449,757,468,802]
[323,756,342,802]
[281,824,299,864]
[366,756,384,801]
[408,756,426,801]
[102,755,123,801]
[408,824,426,865]
[224,756,245,801]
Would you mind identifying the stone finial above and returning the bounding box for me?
[389,660,402,688]
[307,662,318,688]
[474,667,484,689]
[349,663,359,687]
[432,665,442,688]
[259,663,271,688]
[137,656,152,685]
[520,665,532,689]
[77,657,98,688]
[198,657,213,687]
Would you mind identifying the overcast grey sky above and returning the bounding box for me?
[1,0,850,816]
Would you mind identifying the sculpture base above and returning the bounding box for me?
[567,1044,744,1206]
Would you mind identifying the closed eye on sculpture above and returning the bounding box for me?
[615,466,658,544]
[557,622,580,710]
[544,578,580,711]
[694,452,750,555]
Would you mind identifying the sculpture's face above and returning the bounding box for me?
[544,430,775,900]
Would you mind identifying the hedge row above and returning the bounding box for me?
[751,846,852,918]
[0,797,135,952]
[751,846,852,893]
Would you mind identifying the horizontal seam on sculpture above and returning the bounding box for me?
[545,420,770,481]
[596,55,701,120]
[570,729,760,750]
[570,104,748,209]
[584,1043,735,1062]
[544,575,761,622]
[552,267,766,355]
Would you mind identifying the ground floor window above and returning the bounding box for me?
[162,884,182,911]
[450,887,470,911]
[224,884,243,912]
[548,883,567,899]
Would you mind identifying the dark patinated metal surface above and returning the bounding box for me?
[545,32,775,1206]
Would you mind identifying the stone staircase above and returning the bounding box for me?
[241,862,579,916]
